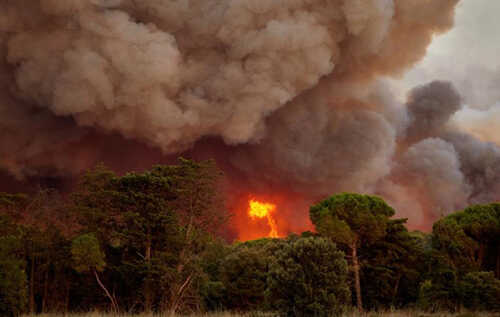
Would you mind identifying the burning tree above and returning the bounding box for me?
[247,199,279,238]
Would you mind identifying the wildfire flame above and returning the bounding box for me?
[248,199,279,238]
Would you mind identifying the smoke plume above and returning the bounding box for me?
[4,0,499,234]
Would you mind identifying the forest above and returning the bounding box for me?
[1,159,499,317]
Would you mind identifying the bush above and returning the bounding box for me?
[220,245,269,311]
[417,274,459,313]
[459,271,500,311]
[267,237,350,316]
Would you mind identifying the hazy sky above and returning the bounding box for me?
[396,0,500,109]
[397,0,500,145]
[426,0,500,68]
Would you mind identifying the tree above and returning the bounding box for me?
[151,158,228,235]
[198,237,230,311]
[0,193,28,221]
[0,215,27,317]
[421,203,500,312]
[71,233,118,312]
[150,158,228,311]
[111,171,182,312]
[455,204,500,277]
[267,237,350,317]
[432,203,500,277]
[310,193,395,311]
[1,189,75,314]
[71,159,227,312]
[71,164,119,243]
[360,220,426,309]
[18,189,73,313]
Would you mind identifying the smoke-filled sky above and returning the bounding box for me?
[0,0,499,237]
[396,0,500,146]
[395,0,500,99]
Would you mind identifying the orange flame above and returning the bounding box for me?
[248,199,279,238]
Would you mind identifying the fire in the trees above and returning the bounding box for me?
[247,199,279,238]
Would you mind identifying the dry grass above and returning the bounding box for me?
[22,313,271,317]
[343,311,500,317]
[21,311,500,317]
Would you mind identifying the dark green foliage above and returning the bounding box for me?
[71,233,119,312]
[418,275,460,312]
[151,158,228,234]
[70,158,226,312]
[310,193,398,310]
[310,193,395,247]
[199,238,231,311]
[267,237,350,317]
[419,203,500,312]
[459,272,500,311]
[71,233,106,273]
[110,171,182,311]
[418,270,500,312]
[432,203,500,275]
[2,162,500,315]
[361,220,427,310]
[0,193,28,221]
[220,243,270,310]
[0,251,27,317]
[215,236,351,315]
[0,215,27,317]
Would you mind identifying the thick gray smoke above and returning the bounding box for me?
[377,82,500,227]
[405,81,461,142]
[441,131,500,205]
[4,0,499,232]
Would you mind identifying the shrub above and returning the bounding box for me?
[267,237,350,316]
[459,271,500,311]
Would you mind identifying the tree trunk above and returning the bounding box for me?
[42,265,49,312]
[64,278,70,314]
[169,215,194,311]
[93,269,118,312]
[351,242,363,311]
[171,274,193,313]
[392,274,401,305]
[29,256,36,313]
[177,214,194,273]
[496,247,500,279]
[478,243,485,268]
[144,234,153,313]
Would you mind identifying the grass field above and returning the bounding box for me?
[21,312,500,317]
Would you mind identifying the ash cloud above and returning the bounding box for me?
[5,0,500,232]
[405,81,461,142]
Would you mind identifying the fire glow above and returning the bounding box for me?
[247,199,279,238]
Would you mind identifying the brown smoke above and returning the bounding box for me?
[5,0,499,234]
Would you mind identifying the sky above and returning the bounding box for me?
[391,0,500,145]
[424,0,500,69]
[398,0,500,107]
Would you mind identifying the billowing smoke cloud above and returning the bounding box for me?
[441,131,500,205]
[4,0,499,234]
[383,138,470,224]
[230,81,398,195]
[405,81,461,142]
